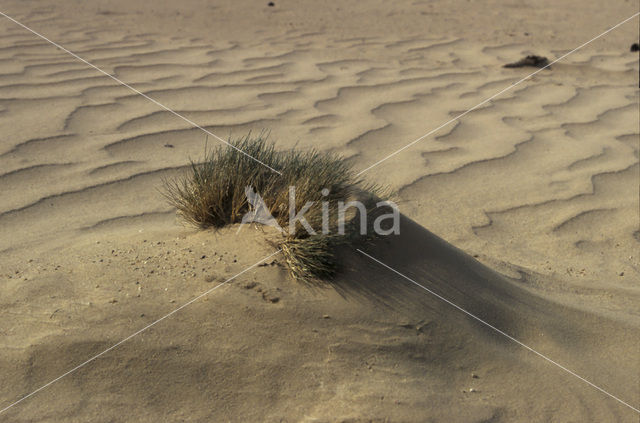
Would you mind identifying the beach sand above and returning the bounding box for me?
[0,0,638,421]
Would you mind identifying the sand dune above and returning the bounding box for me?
[0,0,638,421]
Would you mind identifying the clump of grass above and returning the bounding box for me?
[163,133,389,282]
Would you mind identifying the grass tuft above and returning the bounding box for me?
[163,133,389,282]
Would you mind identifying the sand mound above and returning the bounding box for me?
[0,219,637,421]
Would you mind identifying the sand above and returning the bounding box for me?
[0,0,638,421]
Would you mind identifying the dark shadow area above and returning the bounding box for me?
[331,215,638,358]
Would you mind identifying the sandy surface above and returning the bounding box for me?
[0,0,638,421]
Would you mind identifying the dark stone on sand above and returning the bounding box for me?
[503,55,550,69]
[268,1,275,6]
[631,43,639,52]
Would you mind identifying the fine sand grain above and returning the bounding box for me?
[0,1,638,421]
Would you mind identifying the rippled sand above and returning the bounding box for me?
[0,1,638,421]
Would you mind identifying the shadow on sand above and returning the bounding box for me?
[330,215,638,392]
